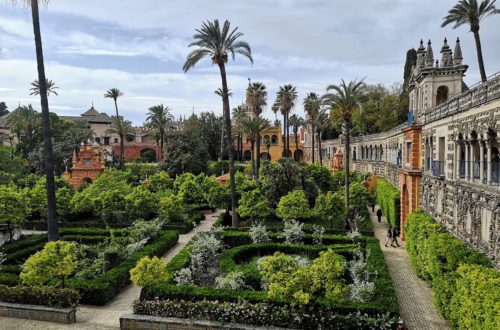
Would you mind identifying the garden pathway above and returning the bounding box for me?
[368,206,449,330]
[0,209,223,330]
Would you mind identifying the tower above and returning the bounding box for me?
[408,38,468,124]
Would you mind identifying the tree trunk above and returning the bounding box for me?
[218,63,238,227]
[31,0,59,241]
[256,133,261,178]
[219,119,224,161]
[113,100,125,170]
[159,130,164,161]
[282,114,287,157]
[473,31,487,83]
[344,119,351,231]
[294,129,299,161]
[318,130,323,166]
[311,124,315,163]
[286,112,290,158]
[250,141,255,181]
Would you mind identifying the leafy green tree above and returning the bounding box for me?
[260,158,301,207]
[104,88,125,169]
[0,185,28,242]
[145,104,174,161]
[403,48,417,91]
[304,92,321,163]
[274,85,298,158]
[28,176,73,219]
[314,192,346,229]
[158,192,184,223]
[178,177,206,205]
[442,0,500,82]
[20,241,77,287]
[125,185,158,220]
[323,79,365,229]
[306,161,333,193]
[236,115,270,181]
[130,256,166,287]
[146,171,173,192]
[7,105,40,157]
[0,102,8,117]
[236,189,272,221]
[207,182,231,210]
[183,19,253,228]
[232,105,248,161]
[198,112,224,161]
[276,190,311,220]
[0,146,27,180]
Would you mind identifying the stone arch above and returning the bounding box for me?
[140,148,157,162]
[271,135,278,144]
[125,134,135,142]
[436,85,449,105]
[243,150,252,161]
[294,149,304,162]
[263,135,270,145]
[83,177,93,184]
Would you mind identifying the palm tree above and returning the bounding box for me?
[215,88,234,161]
[104,88,125,169]
[236,116,270,181]
[247,81,267,175]
[275,84,298,158]
[314,108,329,166]
[145,104,173,161]
[303,92,321,163]
[323,79,365,229]
[30,78,59,97]
[106,117,135,166]
[288,114,304,161]
[7,104,40,150]
[183,19,253,228]
[442,0,500,82]
[11,0,58,241]
[232,105,247,161]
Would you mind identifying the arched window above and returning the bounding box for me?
[271,135,278,144]
[263,135,270,145]
[436,86,449,105]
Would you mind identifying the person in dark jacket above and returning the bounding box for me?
[376,209,383,223]
[391,227,400,247]
[384,228,392,247]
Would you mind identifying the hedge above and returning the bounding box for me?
[374,177,400,229]
[66,230,179,305]
[404,209,498,329]
[0,284,80,308]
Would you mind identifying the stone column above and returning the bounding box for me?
[456,141,461,179]
[486,140,492,184]
[479,140,485,182]
[465,141,470,180]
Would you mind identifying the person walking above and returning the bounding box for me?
[391,227,400,247]
[376,208,383,223]
[384,228,392,247]
[371,202,375,212]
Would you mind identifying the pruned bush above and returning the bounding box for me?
[215,271,246,290]
[237,189,272,221]
[374,178,400,229]
[280,219,305,244]
[276,190,310,220]
[0,284,79,308]
[130,256,166,287]
[249,221,270,243]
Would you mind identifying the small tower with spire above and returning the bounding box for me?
[407,37,468,124]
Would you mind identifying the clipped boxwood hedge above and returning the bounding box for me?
[405,209,498,329]
[0,284,79,308]
[374,177,400,229]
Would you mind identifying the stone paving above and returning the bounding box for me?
[0,209,223,330]
[368,206,450,330]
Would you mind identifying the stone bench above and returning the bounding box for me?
[0,302,76,324]
[120,314,292,330]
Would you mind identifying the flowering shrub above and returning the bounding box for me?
[130,256,166,287]
[215,271,246,290]
[249,221,270,243]
[133,298,399,329]
[174,268,193,285]
[348,247,376,303]
[279,219,304,244]
[312,225,324,245]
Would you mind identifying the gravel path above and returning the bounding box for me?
[0,209,223,330]
[368,207,450,330]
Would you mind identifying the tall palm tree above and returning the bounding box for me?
[106,117,135,166]
[288,114,304,161]
[236,116,270,181]
[7,104,40,150]
[247,81,267,175]
[30,78,59,97]
[215,88,234,161]
[314,108,329,166]
[183,19,253,228]
[145,104,173,161]
[275,84,298,158]
[303,92,321,163]
[104,88,125,169]
[323,79,365,229]
[232,105,247,161]
[11,0,58,241]
[442,0,500,82]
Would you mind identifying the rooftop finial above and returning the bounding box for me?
[453,37,463,65]
[440,37,453,67]
[425,39,434,67]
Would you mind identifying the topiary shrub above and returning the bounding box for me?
[374,178,400,229]
[276,190,311,220]
[130,256,166,287]
[158,192,184,223]
[236,189,272,221]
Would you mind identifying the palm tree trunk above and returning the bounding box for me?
[286,112,290,158]
[219,119,224,161]
[282,114,287,157]
[218,63,238,227]
[31,0,59,241]
[250,141,255,181]
[256,133,261,177]
[473,31,487,83]
[311,124,315,163]
[318,130,323,166]
[160,130,164,161]
[294,129,299,161]
[344,119,351,231]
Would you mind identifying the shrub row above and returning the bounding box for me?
[133,298,399,329]
[405,210,498,329]
[66,230,179,305]
[0,284,79,308]
[374,177,400,229]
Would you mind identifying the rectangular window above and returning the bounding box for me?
[83,158,92,165]
[95,137,101,144]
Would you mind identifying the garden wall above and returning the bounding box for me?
[374,177,400,229]
[0,302,76,324]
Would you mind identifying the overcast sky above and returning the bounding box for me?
[1,0,499,125]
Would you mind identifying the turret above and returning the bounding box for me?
[453,37,463,65]
[417,39,426,68]
[440,38,453,67]
[425,40,434,67]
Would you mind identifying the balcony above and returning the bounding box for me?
[432,160,445,177]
